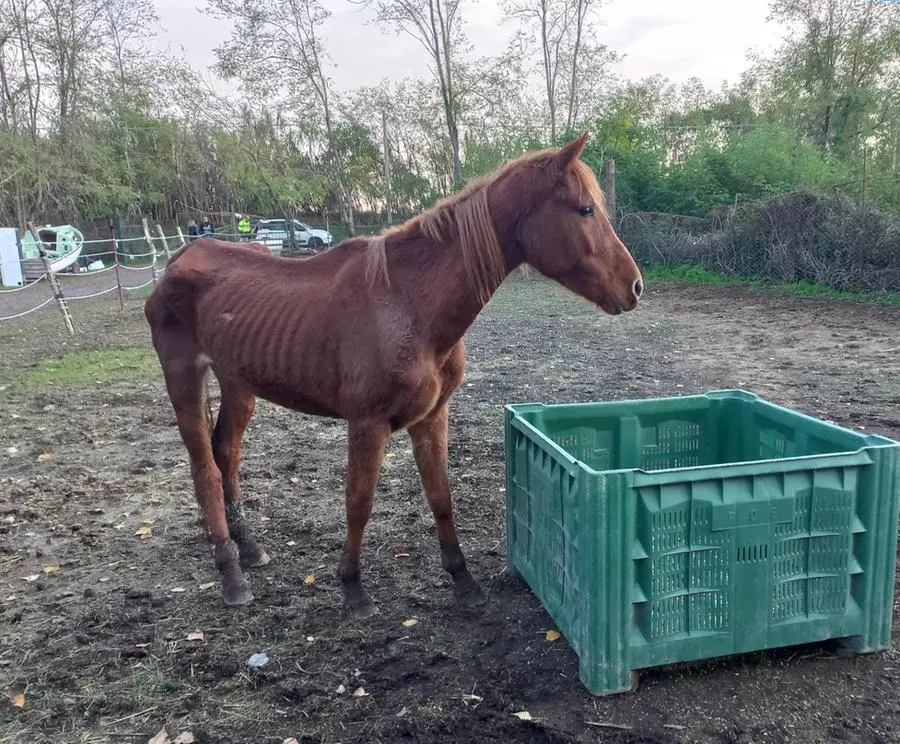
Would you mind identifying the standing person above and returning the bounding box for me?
[187,219,199,242]
[237,214,252,241]
[199,216,214,237]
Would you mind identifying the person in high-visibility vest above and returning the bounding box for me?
[237,215,252,241]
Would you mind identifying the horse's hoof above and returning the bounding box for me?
[346,599,379,619]
[454,575,488,608]
[343,587,378,619]
[223,581,254,606]
[240,548,271,569]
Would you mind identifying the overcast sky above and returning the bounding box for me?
[152,0,785,96]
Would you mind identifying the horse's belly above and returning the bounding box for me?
[227,373,340,418]
[258,387,340,418]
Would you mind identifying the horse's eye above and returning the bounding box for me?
[579,206,594,217]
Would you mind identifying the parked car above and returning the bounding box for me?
[253,219,334,254]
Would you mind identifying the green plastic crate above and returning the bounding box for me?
[504,389,900,695]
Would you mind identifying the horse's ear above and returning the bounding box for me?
[556,131,589,170]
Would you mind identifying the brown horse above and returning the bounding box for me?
[144,132,643,615]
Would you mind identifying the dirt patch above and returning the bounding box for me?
[1,274,900,743]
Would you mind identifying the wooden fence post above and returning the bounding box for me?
[176,227,187,247]
[602,158,616,222]
[27,221,74,335]
[154,223,172,259]
[107,216,125,310]
[142,218,159,286]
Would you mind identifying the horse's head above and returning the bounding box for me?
[513,132,643,315]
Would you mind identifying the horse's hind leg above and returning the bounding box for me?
[212,375,270,569]
[154,337,253,606]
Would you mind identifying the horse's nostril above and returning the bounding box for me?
[633,279,644,298]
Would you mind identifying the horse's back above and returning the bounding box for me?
[146,238,272,330]
[146,234,376,336]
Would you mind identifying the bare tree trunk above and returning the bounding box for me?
[564,0,589,133]
[365,0,463,191]
[14,172,26,233]
[540,0,557,142]
[509,0,595,144]
[108,9,134,184]
[0,45,14,130]
[382,108,393,225]
[430,0,461,187]
[12,0,42,140]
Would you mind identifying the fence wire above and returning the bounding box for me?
[5,197,899,332]
[0,227,181,328]
[0,297,54,321]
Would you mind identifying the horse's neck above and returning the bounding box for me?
[392,232,512,353]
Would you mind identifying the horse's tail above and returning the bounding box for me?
[206,374,218,453]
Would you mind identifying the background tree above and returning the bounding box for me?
[206,0,360,231]
[359,0,467,189]
[502,0,617,142]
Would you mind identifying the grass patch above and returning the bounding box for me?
[644,264,900,306]
[11,347,160,393]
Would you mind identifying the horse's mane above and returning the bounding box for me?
[365,147,606,305]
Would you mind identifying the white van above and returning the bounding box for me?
[253,219,334,254]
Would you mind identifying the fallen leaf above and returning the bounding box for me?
[545,629,561,641]
[174,733,195,744]
[22,575,39,582]
[147,728,170,744]
[198,581,216,591]
[512,711,534,721]
[37,452,54,462]
[41,565,60,574]
[185,631,204,642]
[11,692,24,708]
[304,574,315,585]
[352,687,368,697]
[134,525,152,539]
[402,619,418,628]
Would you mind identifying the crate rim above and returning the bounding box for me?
[504,388,900,480]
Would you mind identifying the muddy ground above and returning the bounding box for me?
[1,271,900,744]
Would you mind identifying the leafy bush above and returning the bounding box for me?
[619,191,900,293]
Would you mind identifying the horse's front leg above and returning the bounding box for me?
[408,403,487,608]
[338,419,391,618]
